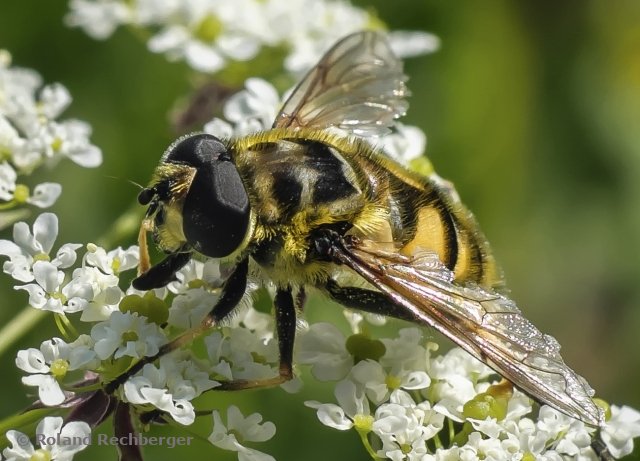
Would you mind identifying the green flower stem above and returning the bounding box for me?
[433,432,443,450]
[0,201,144,357]
[54,313,79,340]
[0,208,30,231]
[0,407,62,449]
[0,201,18,210]
[447,418,455,445]
[357,428,382,461]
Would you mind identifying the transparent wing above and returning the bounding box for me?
[333,239,604,427]
[273,31,409,136]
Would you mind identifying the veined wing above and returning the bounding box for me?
[273,31,409,136]
[332,239,604,427]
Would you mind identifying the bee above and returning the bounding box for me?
[118,31,604,427]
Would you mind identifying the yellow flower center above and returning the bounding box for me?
[122,330,139,343]
[30,448,52,461]
[385,374,402,390]
[194,14,223,42]
[51,137,63,152]
[111,257,121,274]
[50,292,68,304]
[50,358,70,379]
[13,184,30,203]
[353,414,374,433]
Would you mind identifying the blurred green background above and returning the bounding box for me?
[1,1,639,460]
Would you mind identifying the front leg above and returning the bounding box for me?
[133,251,192,290]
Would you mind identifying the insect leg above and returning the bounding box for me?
[591,435,615,461]
[214,287,295,390]
[132,251,191,291]
[105,258,249,394]
[325,279,416,322]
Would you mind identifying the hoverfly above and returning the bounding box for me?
[112,31,604,428]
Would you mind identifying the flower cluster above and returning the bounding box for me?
[0,50,101,214]
[1,211,280,460]
[301,324,640,460]
[65,0,438,75]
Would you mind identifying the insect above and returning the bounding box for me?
[115,30,604,427]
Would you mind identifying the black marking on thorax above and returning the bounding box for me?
[271,170,303,217]
[295,140,358,204]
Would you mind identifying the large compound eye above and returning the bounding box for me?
[165,134,250,258]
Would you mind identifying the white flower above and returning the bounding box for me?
[65,0,132,39]
[0,117,25,167]
[379,328,431,375]
[429,347,496,421]
[554,421,592,457]
[0,161,18,201]
[15,336,97,406]
[0,55,101,173]
[149,26,226,74]
[8,83,72,134]
[14,261,112,315]
[145,0,264,73]
[601,405,640,458]
[123,353,218,425]
[83,243,139,275]
[38,83,73,119]
[169,287,220,329]
[205,327,279,381]
[342,310,388,333]
[66,0,438,80]
[203,117,234,139]
[204,78,279,138]
[68,266,123,321]
[373,401,434,461]
[0,213,81,282]
[372,391,444,461]
[350,359,430,405]
[29,119,102,168]
[167,258,224,294]
[14,261,67,313]
[296,322,353,381]
[3,416,90,461]
[379,123,427,165]
[458,431,513,461]
[388,30,440,58]
[222,78,279,132]
[0,59,34,94]
[282,1,369,72]
[27,182,63,208]
[536,405,574,440]
[209,405,276,461]
[306,379,372,431]
[91,311,167,360]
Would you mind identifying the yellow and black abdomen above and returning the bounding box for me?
[392,178,503,289]
[345,144,504,290]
